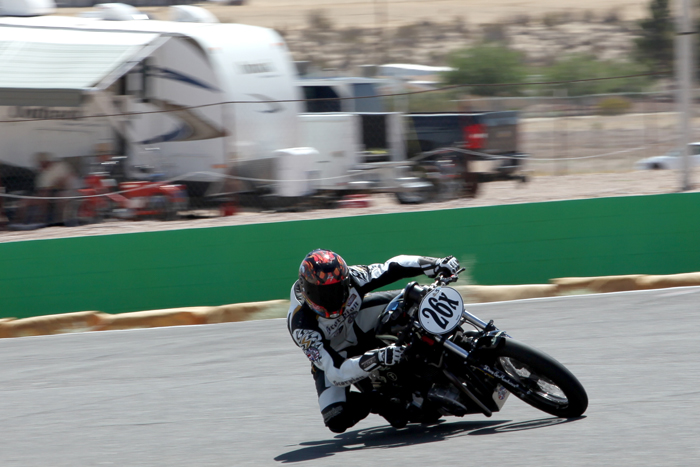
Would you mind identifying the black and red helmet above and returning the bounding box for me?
[299,249,350,319]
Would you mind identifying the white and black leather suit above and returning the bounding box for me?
[286,255,450,433]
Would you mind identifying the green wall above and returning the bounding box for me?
[1,192,699,319]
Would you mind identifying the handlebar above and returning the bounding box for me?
[405,267,466,306]
[437,267,466,285]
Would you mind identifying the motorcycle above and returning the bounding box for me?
[358,269,588,427]
[72,159,188,224]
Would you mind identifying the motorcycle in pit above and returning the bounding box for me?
[71,158,188,224]
[357,269,588,427]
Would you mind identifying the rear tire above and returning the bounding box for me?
[485,339,588,417]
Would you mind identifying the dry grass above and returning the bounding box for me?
[520,111,700,176]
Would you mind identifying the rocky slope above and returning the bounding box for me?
[279,18,639,74]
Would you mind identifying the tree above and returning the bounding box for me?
[442,44,528,97]
[634,0,674,72]
[543,54,651,96]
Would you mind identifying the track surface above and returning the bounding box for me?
[0,288,699,466]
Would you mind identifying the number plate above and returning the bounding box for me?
[418,287,463,335]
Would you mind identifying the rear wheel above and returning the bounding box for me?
[485,339,588,417]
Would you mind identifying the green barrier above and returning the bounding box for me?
[1,192,699,319]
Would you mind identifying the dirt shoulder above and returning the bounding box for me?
[2,169,697,244]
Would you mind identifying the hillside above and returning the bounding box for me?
[57,1,650,73]
[60,1,650,30]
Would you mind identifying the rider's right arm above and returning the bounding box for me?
[290,326,371,387]
[287,285,372,387]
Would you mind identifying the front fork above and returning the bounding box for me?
[431,310,521,416]
[438,308,508,360]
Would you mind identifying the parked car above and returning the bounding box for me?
[635,143,700,170]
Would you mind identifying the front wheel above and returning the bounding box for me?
[485,339,588,417]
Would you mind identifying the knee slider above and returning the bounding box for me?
[323,403,354,433]
[322,393,370,433]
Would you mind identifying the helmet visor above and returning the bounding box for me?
[304,279,349,318]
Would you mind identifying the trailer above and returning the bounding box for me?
[0,5,311,207]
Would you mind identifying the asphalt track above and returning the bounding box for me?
[0,287,699,466]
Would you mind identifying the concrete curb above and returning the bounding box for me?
[551,272,700,293]
[0,301,291,338]
[455,284,559,303]
[2,273,699,339]
[0,311,110,338]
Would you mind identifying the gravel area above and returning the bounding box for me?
[2,169,697,243]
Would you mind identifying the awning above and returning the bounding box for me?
[0,25,169,107]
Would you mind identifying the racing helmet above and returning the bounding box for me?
[299,249,350,319]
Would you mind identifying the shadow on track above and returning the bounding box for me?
[275,417,583,463]
[468,416,585,435]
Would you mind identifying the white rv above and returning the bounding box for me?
[0,0,55,17]
[0,3,412,206]
[0,4,313,202]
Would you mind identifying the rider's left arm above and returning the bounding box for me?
[350,255,443,294]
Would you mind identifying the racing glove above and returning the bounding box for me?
[425,256,461,278]
[359,345,406,372]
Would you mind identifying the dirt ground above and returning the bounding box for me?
[58,1,649,30]
[2,168,698,243]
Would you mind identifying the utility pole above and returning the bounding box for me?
[374,0,388,66]
[675,0,695,191]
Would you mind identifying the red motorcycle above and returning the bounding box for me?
[72,162,188,224]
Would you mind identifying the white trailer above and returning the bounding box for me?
[0,0,55,17]
[0,4,416,207]
[0,7,309,201]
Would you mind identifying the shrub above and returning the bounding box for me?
[579,10,597,23]
[307,9,333,31]
[394,23,420,46]
[542,12,573,27]
[509,14,531,26]
[452,16,468,33]
[405,91,460,113]
[597,96,633,115]
[481,23,507,43]
[634,0,673,71]
[602,7,622,24]
[443,44,528,96]
[542,53,651,96]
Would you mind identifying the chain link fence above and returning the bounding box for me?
[476,91,691,176]
[57,1,201,7]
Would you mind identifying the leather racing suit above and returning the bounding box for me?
[286,255,449,432]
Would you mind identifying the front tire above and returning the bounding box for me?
[486,339,588,417]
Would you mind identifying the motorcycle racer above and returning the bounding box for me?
[286,249,461,433]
